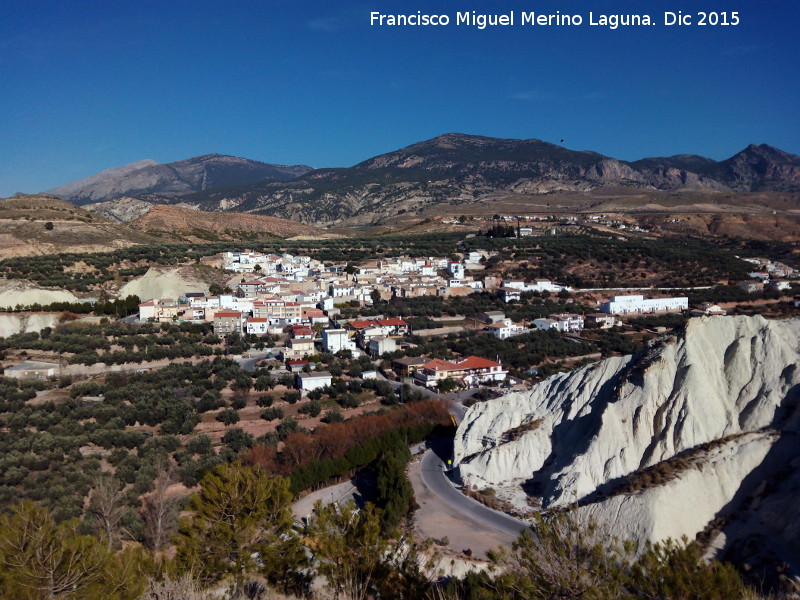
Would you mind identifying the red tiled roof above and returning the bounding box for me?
[456,356,502,369]
[420,358,460,372]
[348,319,379,329]
[377,318,408,327]
[247,318,269,323]
[215,311,242,318]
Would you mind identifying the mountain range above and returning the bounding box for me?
[40,134,800,227]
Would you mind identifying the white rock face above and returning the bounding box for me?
[573,431,776,546]
[453,315,800,552]
[0,279,79,309]
[0,313,61,337]
[119,266,210,302]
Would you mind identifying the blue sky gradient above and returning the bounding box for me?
[1,0,798,196]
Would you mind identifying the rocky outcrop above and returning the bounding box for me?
[83,197,157,222]
[452,316,800,573]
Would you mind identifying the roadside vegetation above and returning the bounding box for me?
[0,464,778,599]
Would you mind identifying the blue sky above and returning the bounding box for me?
[1,0,798,196]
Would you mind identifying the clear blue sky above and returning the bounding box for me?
[1,0,798,196]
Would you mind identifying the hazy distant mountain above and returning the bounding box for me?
[45,154,313,205]
[162,134,799,225]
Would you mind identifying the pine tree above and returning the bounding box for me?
[0,500,147,600]
[174,464,299,590]
[373,442,414,531]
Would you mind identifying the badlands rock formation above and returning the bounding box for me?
[453,315,800,574]
[0,313,61,337]
[0,280,79,309]
[119,266,211,301]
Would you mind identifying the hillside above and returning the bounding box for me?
[453,315,800,584]
[156,134,800,227]
[0,195,161,258]
[45,154,312,204]
[127,204,333,241]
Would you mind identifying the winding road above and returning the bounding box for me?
[419,446,530,539]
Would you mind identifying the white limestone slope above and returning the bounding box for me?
[0,279,79,309]
[118,266,210,301]
[453,315,800,547]
[574,430,776,546]
[0,313,61,337]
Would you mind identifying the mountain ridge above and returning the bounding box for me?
[45,154,313,205]
[41,134,800,226]
[177,134,799,224]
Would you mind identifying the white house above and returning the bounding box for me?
[502,279,564,293]
[600,295,688,315]
[245,318,270,335]
[464,251,483,264]
[447,262,465,279]
[4,361,61,380]
[585,313,617,329]
[322,329,356,354]
[497,287,522,303]
[768,280,791,292]
[368,336,397,357]
[420,264,436,276]
[485,320,528,339]
[533,318,559,331]
[297,371,332,393]
[329,284,356,298]
[547,313,585,333]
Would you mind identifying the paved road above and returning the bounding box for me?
[419,446,529,539]
[234,349,282,373]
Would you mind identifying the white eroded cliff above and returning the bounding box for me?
[453,315,800,548]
